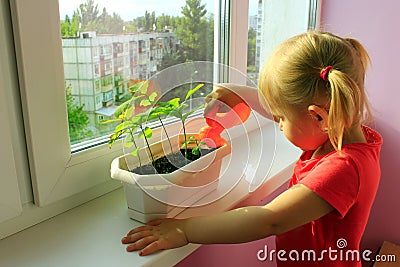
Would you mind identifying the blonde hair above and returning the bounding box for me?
[258,31,371,151]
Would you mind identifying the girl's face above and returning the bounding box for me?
[273,108,329,152]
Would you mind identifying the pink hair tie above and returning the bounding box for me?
[320,66,333,82]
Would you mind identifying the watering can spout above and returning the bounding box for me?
[199,102,251,148]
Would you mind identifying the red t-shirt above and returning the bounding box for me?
[275,126,382,267]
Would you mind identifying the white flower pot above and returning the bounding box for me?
[110,133,231,223]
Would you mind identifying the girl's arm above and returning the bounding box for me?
[121,184,333,255]
[204,83,273,120]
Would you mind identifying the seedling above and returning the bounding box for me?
[104,81,208,173]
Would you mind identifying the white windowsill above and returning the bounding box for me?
[0,123,300,267]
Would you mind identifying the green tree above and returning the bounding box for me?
[60,13,80,37]
[176,0,208,61]
[65,84,92,143]
[160,49,185,70]
[89,9,124,34]
[76,0,100,29]
[199,13,214,61]
[247,28,256,67]
[144,11,156,32]
[156,14,174,32]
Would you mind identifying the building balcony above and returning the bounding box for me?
[101,84,113,92]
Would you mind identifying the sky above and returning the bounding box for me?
[59,0,258,21]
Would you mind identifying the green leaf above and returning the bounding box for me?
[100,118,122,124]
[182,112,193,121]
[140,81,149,94]
[124,140,134,148]
[108,132,122,148]
[149,106,166,117]
[157,98,180,108]
[144,126,152,138]
[188,135,198,142]
[129,81,146,93]
[130,146,140,157]
[199,141,207,148]
[191,146,200,156]
[181,135,198,149]
[114,121,137,133]
[125,132,135,143]
[140,99,152,106]
[148,92,158,102]
[169,108,183,119]
[138,126,152,139]
[113,99,131,117]
[146,111,161,122]
[124,106,135,120]
[185,83,204,101]
[131,94,145,102]
[171,103,188,117]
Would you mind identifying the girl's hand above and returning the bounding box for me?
[121,219,189,256]
[204,83,272,119]
[204,84,247,116]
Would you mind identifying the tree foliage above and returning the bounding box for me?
[175,0,209,61]
[65,84,92,143]
[61,0,125,35]
[76,0,100,29]
[60,13,80,37]
[247,28,257,67]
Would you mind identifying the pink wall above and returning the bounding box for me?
[177,1,400,266]
[320,0,400,254]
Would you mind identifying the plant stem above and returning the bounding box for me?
[129,129,142,168]
[143,92,173,157]
[140,125,155,166]
[182,119,188,160]
[158,117,173,154]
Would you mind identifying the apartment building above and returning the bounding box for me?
[62,31,178,126]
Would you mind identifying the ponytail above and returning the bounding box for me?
[345,38,373,123]
[326,69,362,151]
[321,36,372,152]
[345,38,371,73]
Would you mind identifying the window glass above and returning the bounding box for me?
[247,0,317,86]
[59,0,215,145]
[246,0,259,84]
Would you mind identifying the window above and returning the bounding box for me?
[1,0,319,237]
[0,13,23,223]
[246,0,320,85]
[59,0,216,147]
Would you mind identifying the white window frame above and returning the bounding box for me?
[230,0,249,75]
[0,6,23,223]
[10,0,123,207]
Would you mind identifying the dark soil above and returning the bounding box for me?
[131,148,217,175]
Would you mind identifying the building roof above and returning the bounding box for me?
[96,105,118,117]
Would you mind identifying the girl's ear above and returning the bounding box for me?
[308,105,328,131]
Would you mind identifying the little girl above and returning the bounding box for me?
[121,31,382,266]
